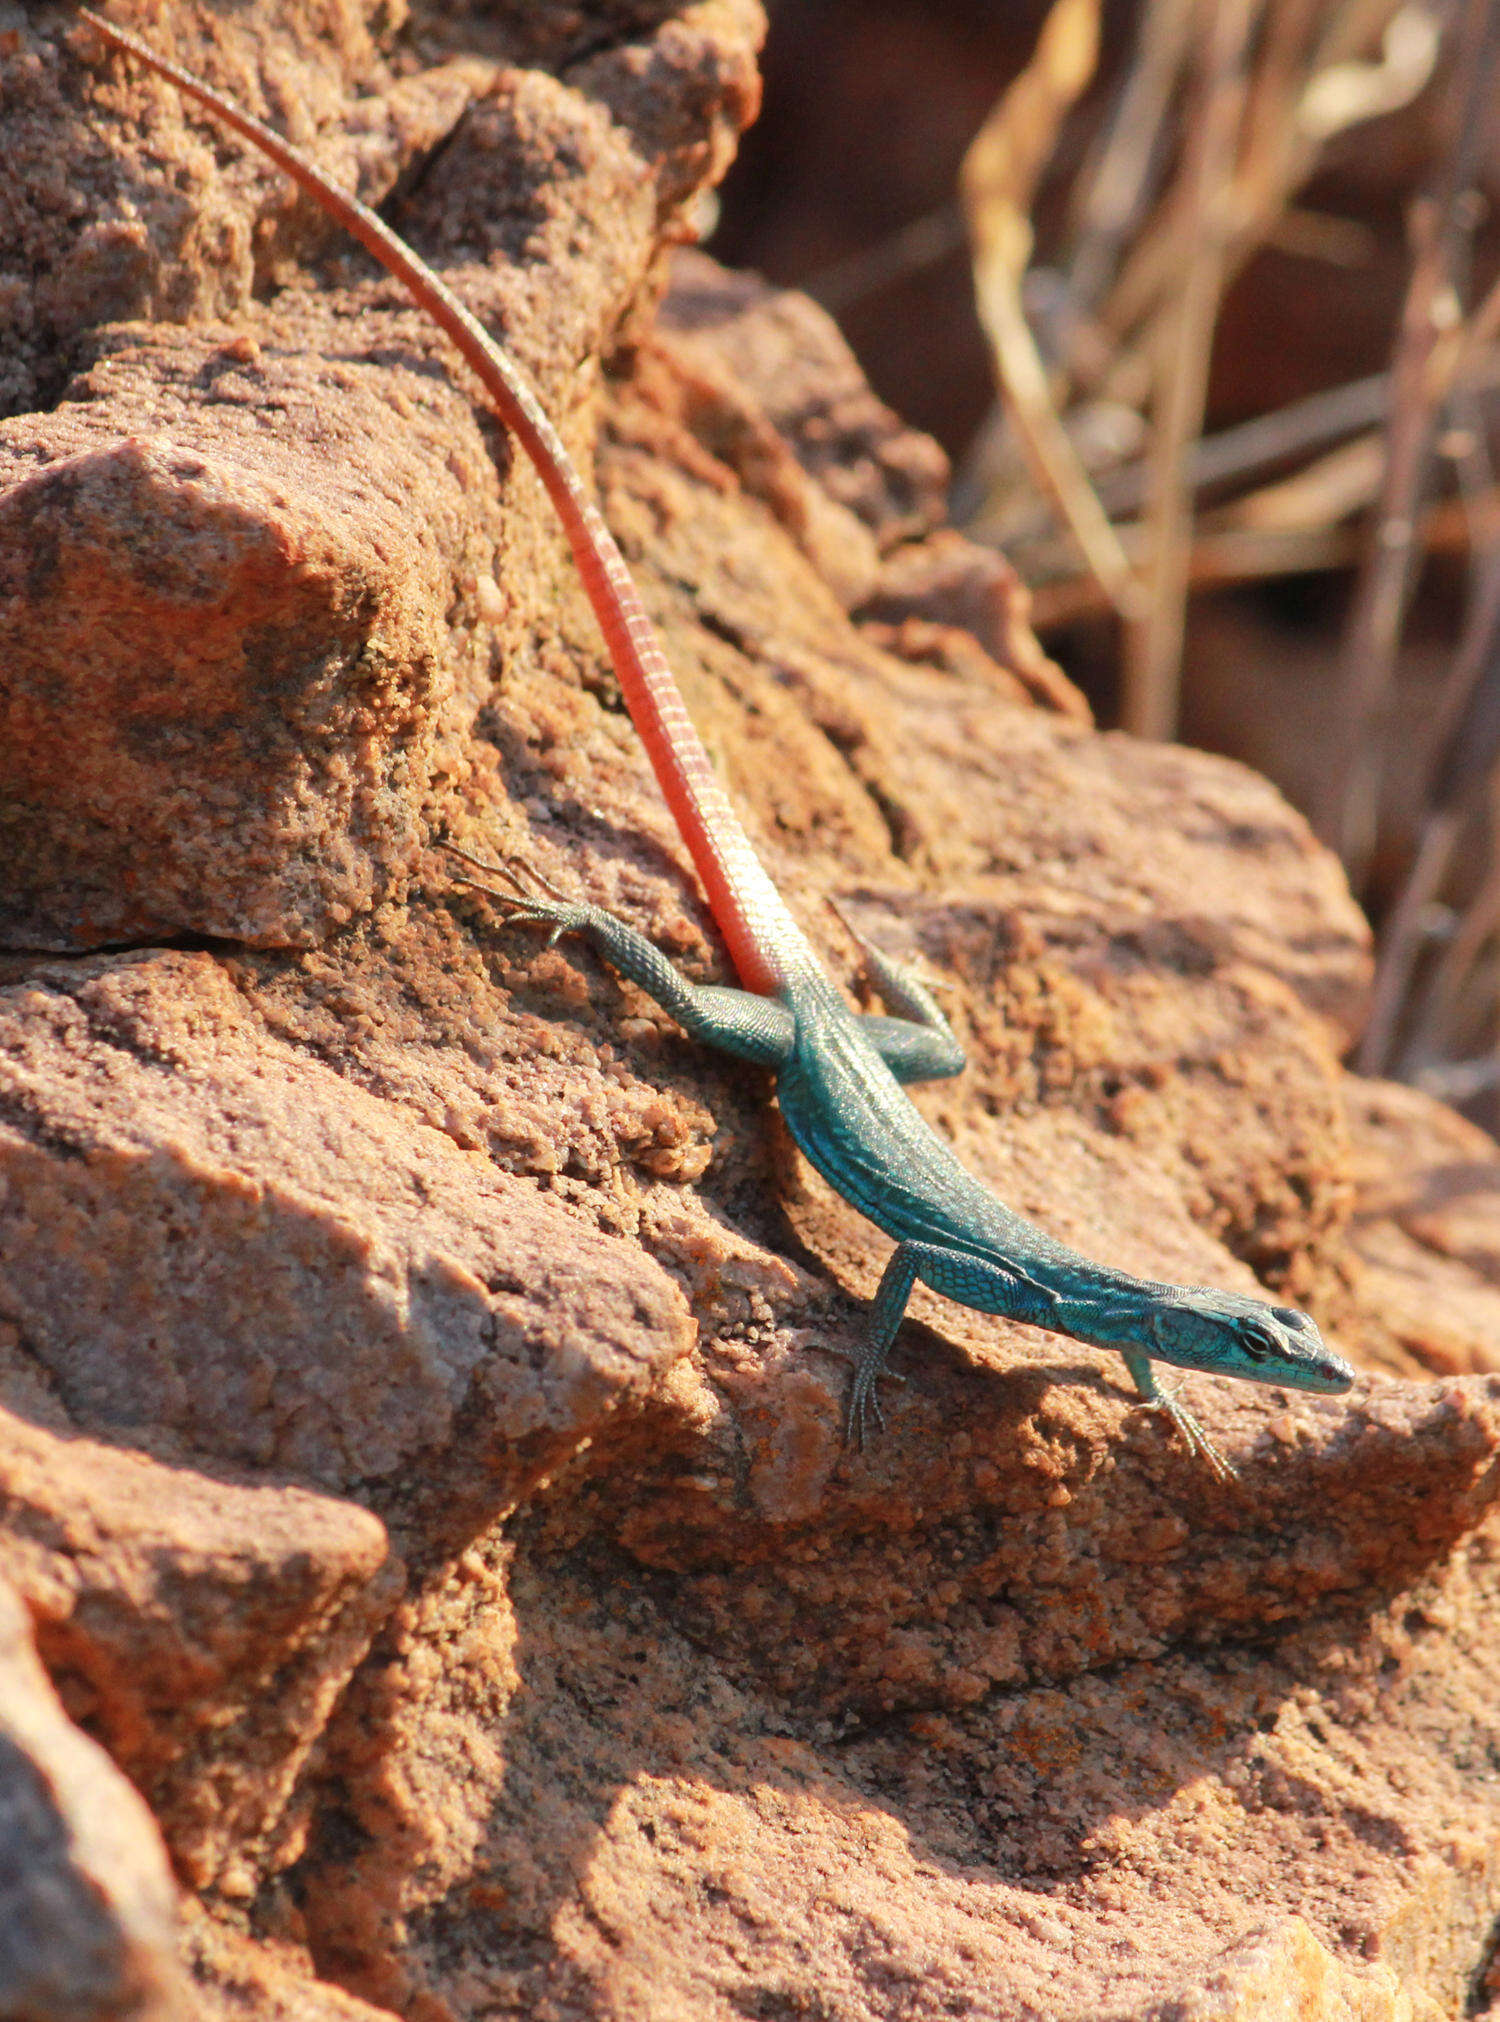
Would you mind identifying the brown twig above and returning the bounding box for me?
[956,0,1196,521]
[1121,349,1500,516]
[1120,0,1259,740]
[962,0,1143,622]
[1397,784,1500,1081]
[984,353,1500,555]
[1025,478,1500,630]
[1057,0,1197,372]
[1362,544,1500,1072]
[1237,0,1324,198]
[1099,0,1423,412]
[1326,0,1500,883]
[803,204,968,315]
[1028,523,1359,628]
[1356,812,1464,1076]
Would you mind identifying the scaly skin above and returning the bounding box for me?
[449,863,1353,1482]
[82,14,1355,1479]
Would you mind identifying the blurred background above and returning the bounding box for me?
[710,0,1500,1131]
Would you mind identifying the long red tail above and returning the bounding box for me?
[80,10,823,997]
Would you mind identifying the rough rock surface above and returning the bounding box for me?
[0,1573,187,2020]
[0,1400,400,1892]
[0,950,693,1528]
[1,4,1499,2019]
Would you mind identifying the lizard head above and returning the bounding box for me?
[1147,1290,1353,1394]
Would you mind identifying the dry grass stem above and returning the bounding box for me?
[1058,0,1197,364]
[962,0,1143,620]
[1120,0,1259,739]
[1097,0,1418,410]
[1401,786,1500,1079]
[804,204,967,315]
[1357,811,1462,1074]
[1026,480,1500,630]
[936,0,1500,1106]
[1328,0,1500,882]
[998,355,1500,552]
[1358,522,1500,1072]
[1027,524,1360,627]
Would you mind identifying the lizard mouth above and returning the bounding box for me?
[1301,1348,1356,1394]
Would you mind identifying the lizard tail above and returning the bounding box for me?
[80,10,823,999]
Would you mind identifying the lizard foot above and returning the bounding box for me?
[806,1341,906,1450]
[1133,1386,1238,1485]
[826,894,954,998]
[441,841,589,945]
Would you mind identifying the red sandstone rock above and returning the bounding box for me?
[0,951,692,1526]
[0,1404,399,1892]
[184,1907,398,2020]
[1339,1076,1500,1382]
[0,5,1498,2019]
[659,245,952,549]
[0,1574,187,2020]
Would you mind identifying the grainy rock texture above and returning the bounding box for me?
[0,950,693,1527]
[0,1573,187,2020]
[1,4,1499,2020]
[0,1400,400,1892]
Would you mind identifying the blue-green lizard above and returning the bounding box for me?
[83,12,1356,1480]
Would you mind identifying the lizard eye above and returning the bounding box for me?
[1237,1319,1279,1362]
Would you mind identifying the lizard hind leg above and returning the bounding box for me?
[827,895,966,1082]
[439,838,591,945]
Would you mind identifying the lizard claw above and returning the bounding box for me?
[441,838,569,902]
[441,840,588,940]
[1133,1383,1239,1485]
[805,1339,905,1450]
[827,893,955,997]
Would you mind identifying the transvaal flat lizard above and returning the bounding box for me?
[80,12,1355,1479]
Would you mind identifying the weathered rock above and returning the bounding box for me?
[0,358,482,948]
[0,951,692,1534]
[0,1404,399,1892]
[0,3,762,950]
[659,254,1084,713]
[297,1457,1500,2020]
[646,266,1087,720]
[1,4,1499,2019]
[1339,1075,1500,1381]
[184,1906,399,2021]
[600,1372,1500,1710]
[659,246,951,550]
[6,4,495,416]
[0,1574,187,2021]
[857,526,1094,720]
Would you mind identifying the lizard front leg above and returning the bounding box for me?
[1117,1348,1236,1484]
[828,1240,1063,1447]
[831,1242,1237,1479]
